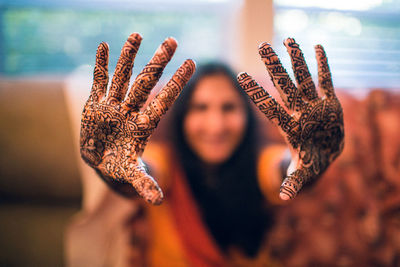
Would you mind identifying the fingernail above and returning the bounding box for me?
[258,42,271,50]
[164,37,178,49]
[279,192,291,201]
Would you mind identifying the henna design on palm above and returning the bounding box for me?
[238,38,344,200]
[80,33,196,205]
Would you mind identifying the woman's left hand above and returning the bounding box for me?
[237,38,344,200]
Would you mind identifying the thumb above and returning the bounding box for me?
[127,164,164,205]
[279,168,307,201]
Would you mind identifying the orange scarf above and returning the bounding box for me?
[169,163,227,267]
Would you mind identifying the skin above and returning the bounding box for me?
[183,74,247,165]
[237,38,344,200]
[80,33,195,205]
[80,33,344,204]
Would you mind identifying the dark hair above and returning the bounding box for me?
[169,62,273,257]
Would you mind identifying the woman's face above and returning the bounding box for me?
[183,74,248,165]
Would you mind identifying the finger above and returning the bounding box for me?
[279,168,309,200]
[128,165,164,205]
[124,37,178,111]
[237,72,299,144]
[91,42,109,102]
[107,33,142,105]
[315,44,336,99]
[258,42,302,112]
[284,38,319,102]
[142,59,196,125]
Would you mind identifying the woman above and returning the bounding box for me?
[74,33,344,266]
[141,62,282,265]
[170,62,273,259]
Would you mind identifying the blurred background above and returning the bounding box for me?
[0,0,399,266]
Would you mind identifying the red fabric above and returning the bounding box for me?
[266,90,400,266]
[169,161,227,267]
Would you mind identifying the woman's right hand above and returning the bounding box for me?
[80,33,195,205]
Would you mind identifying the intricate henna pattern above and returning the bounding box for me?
[284,38,319,102]
[107,33,142,105]
[124,38,177,111]
[80,33,195,205]
[238,38,344,200]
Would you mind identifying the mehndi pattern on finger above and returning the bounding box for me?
[107,33,142,105]
[80,34,196,205]
[237,72,300,148]
[239,40,344,200]
[315,44,335,99]
[124,38,178,111]
[142,59,196,124]
[258,42,302,112]
[284,38,319,102]
[91,42,109,102]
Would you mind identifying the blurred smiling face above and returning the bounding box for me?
[183,74,247,165]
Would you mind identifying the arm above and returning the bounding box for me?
[238,38,344,200]
[80,33,195,205]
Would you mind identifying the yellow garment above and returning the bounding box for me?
[142,144,188,266]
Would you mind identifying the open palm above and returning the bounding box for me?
[238,38,344,200]
[80,33,195,205]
